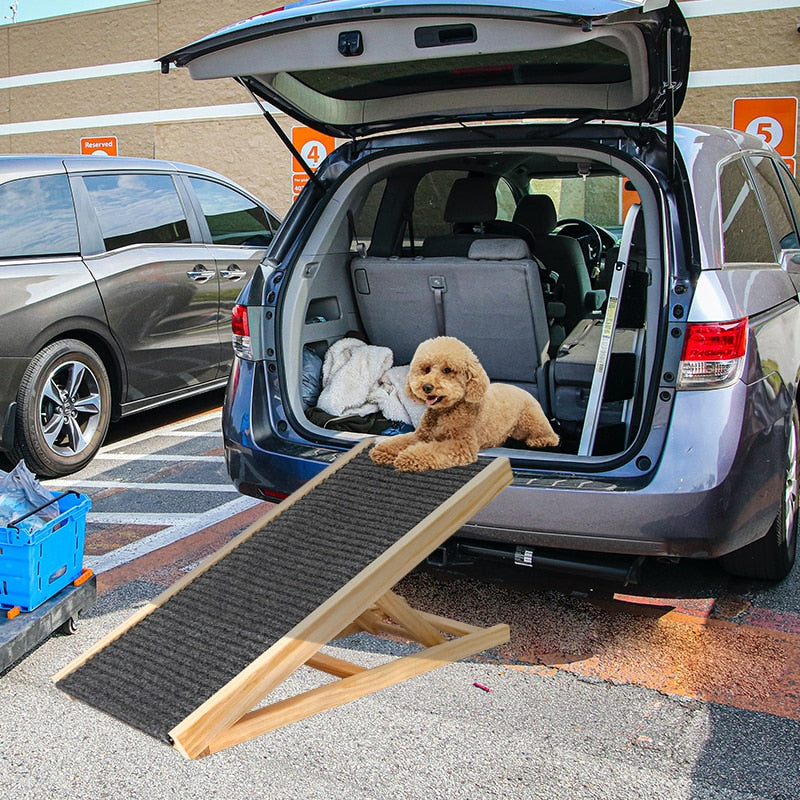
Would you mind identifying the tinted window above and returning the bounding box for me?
[719,158,776,264]
[412,170,467,240]
[776,161,800,247]
[749,155,799,251]
[189,177,277,246]
[0,174,79,258]
[495,178,516,222]
[83,173,191,251]
[293,41,631,100]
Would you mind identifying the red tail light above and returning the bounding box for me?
[231,303,249,337]
[678,318,748,389]
[231,303,253,360]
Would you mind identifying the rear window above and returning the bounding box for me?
[0,174,80,258]
[292,41,631,101]
[188,177,278,246]
[748,155,799,251]
[82,173,191,252]
[719,157,777,264]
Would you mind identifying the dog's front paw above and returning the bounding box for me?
[369,442,399,465]
[393,450,431,472]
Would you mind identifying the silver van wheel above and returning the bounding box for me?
[14,339,111,478]
[720,405,799,581]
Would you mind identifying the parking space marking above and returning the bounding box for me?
[84,495,261,574]
[47,480,239,492]
[90,453,223,462]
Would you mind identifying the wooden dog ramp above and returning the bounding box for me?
[54,441,511,759]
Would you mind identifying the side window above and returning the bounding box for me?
[82,173,191,251]
[412,170,467,240]
[776,160,800,248]
[0,174,80,258]
[719,158,777,264]
[748,155,799,251]
[188,177,277,247]
[355,178,386,251]
[495,178,516,222]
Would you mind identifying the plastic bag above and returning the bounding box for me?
[0,460,59,533]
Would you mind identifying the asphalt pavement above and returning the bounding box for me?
[1,395,799,799]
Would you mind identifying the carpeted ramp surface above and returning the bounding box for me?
[56,451,487,744]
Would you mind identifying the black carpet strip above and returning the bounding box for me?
[56,451,487,744]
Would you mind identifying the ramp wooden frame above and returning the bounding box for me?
[55,441,512,759]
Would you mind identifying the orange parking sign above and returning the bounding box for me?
[291,127,336,201]
[732,97,797,158]
[80,136,118,156]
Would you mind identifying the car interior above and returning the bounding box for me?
[278,146,663,460]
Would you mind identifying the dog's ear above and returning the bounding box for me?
[405,371,426,405]
[463,352,490,403]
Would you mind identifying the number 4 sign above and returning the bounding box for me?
[733,97,797,173]
[291,127,337,201]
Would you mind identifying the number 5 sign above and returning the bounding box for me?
[291,127,336,201]
[733,97,797,173]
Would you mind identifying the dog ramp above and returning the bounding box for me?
[54,441,512,759]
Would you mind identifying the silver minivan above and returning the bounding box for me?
[162,0,800,581]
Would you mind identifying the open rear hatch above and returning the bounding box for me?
[160,0,690,138]
[161,1,689,465]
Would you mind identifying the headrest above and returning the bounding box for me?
[443,177,497,225]
[513,194,557,236]
[468,238,530,261]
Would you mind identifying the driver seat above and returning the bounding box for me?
[513,194,604,335]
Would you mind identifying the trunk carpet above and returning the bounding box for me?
[56,451,487,744]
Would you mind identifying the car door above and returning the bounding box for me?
[181,174,279,378]
[71,170,223,404]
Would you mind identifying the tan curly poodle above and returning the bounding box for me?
[370,336,559,471]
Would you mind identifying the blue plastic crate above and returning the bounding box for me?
[0,491,91,612]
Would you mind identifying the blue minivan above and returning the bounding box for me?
[162,0,800,581]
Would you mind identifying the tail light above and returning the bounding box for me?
[231,303,253,360]
[677,318,748,389]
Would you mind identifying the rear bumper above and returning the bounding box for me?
[224,359,785,561]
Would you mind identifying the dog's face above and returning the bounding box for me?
[406,336,490,409]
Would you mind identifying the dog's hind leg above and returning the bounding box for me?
[515,406,560,449]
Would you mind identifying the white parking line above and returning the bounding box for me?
[97,409,222,452]
[45,480,239,492]
[90,454,223,462]
[83,495,263,574]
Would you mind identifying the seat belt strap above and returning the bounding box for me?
[429,276,447,336]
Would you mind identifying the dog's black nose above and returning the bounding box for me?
[422,383,433,394]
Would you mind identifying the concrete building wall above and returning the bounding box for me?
[0,0,798,216]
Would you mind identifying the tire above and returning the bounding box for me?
[13,339,112,478]
[720,405,800,581]
[59,616,79,635]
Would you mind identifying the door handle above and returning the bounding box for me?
[220,264,247,281]
[186,264,215,283]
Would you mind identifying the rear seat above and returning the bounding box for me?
[350,238,551,400]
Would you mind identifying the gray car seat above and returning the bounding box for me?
[421,176,535,257]
[351,237,551,400]
[513,194,604,335]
